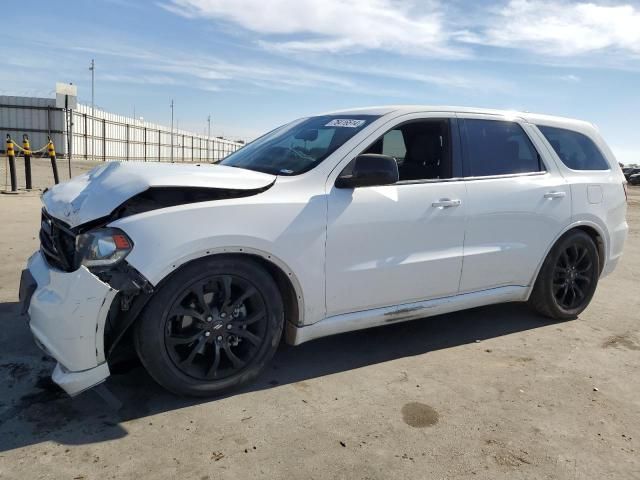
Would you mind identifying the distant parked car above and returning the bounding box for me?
[624,168,640,180]
[629,173,640,185]
[20,106,629,397]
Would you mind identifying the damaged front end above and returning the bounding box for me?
[23,161,277,396]
[25,210,154,395]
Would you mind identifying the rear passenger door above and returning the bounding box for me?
[458,115,571,293]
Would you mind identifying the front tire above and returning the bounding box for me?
[135,256,284,397]
[529,230,600,320]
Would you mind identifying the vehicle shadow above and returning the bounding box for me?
[0,300,548,452]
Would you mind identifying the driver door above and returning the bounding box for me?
[325,115,467,316]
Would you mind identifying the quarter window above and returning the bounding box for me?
[537,125,609,170]
[462,119,542,177]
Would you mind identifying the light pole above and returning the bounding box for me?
[170,99,174,162]
[89,59,95,160]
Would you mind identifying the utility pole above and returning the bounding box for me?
[89,59,95,160]
[170,99,174,162]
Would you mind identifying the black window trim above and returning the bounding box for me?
[347,117,463,186]
[535,124,611,173]
[459,117,548,179]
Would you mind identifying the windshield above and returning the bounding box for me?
[220,114,379,175]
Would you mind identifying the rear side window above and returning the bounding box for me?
[537,125,609,170]
[462,119,542,177]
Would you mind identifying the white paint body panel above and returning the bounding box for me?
[460,171,572,291]
[26,105,628,395]
[326,181,467,315]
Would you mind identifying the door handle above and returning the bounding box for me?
[544,191,566,199]
[432,198,461,208]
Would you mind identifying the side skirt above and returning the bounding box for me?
[289,286,528,345]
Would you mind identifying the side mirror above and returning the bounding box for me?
[335,154,399,189]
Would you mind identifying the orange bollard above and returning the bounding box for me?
[22,134,32,190]
[47,136,59,184]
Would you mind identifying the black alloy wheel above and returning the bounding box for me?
[529,229,600,320]
[164,275,268,380]
[135,256,284,397]
[551,243,596,310]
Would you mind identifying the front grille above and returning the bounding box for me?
[40,210,77,271]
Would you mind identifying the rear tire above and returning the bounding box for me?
[135,256,284,397]
[529,230,600,320]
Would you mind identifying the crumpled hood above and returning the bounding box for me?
[42,162,276,227]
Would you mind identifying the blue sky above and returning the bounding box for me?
[1,0,639,163]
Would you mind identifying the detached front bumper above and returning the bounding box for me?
[20,251,118,396]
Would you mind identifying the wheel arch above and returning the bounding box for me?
[527,220,607,300]
[154,247,305,324]
[106,249,305,361]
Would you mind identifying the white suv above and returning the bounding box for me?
[20,106,628,397]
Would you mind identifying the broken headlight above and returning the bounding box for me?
[75,228,133,268]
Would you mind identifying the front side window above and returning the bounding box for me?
[363,119,452,181]
[220,115,379,175]
[462,119,542,177]
[537,125,609,170]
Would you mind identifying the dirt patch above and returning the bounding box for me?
[602,333,640,351]
[401,402,439,428]
[484,439,532,467]
[0,362,31,382]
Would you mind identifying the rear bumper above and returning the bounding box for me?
[601,220,628,278]
[22,251,118,395]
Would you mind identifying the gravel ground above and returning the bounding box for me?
[0,161,639,479]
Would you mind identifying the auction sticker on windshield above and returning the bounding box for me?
[325,119,367,128]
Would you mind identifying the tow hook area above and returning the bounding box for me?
[94,263,153,309]
[97,263,155,361]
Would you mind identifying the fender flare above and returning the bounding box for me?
[526,219,609,300]
[106,246,307,359]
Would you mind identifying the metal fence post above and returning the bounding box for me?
[102,118,107,162]
[126,123,130,161]
[83,113,88,159]
[67,109,73,178]
[143,127,147,162]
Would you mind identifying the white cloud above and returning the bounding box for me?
[465,1,640,56]
[100,73,180,86]
[60,41,415,97]
[556,74,581,82]
[162,0,467,57]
